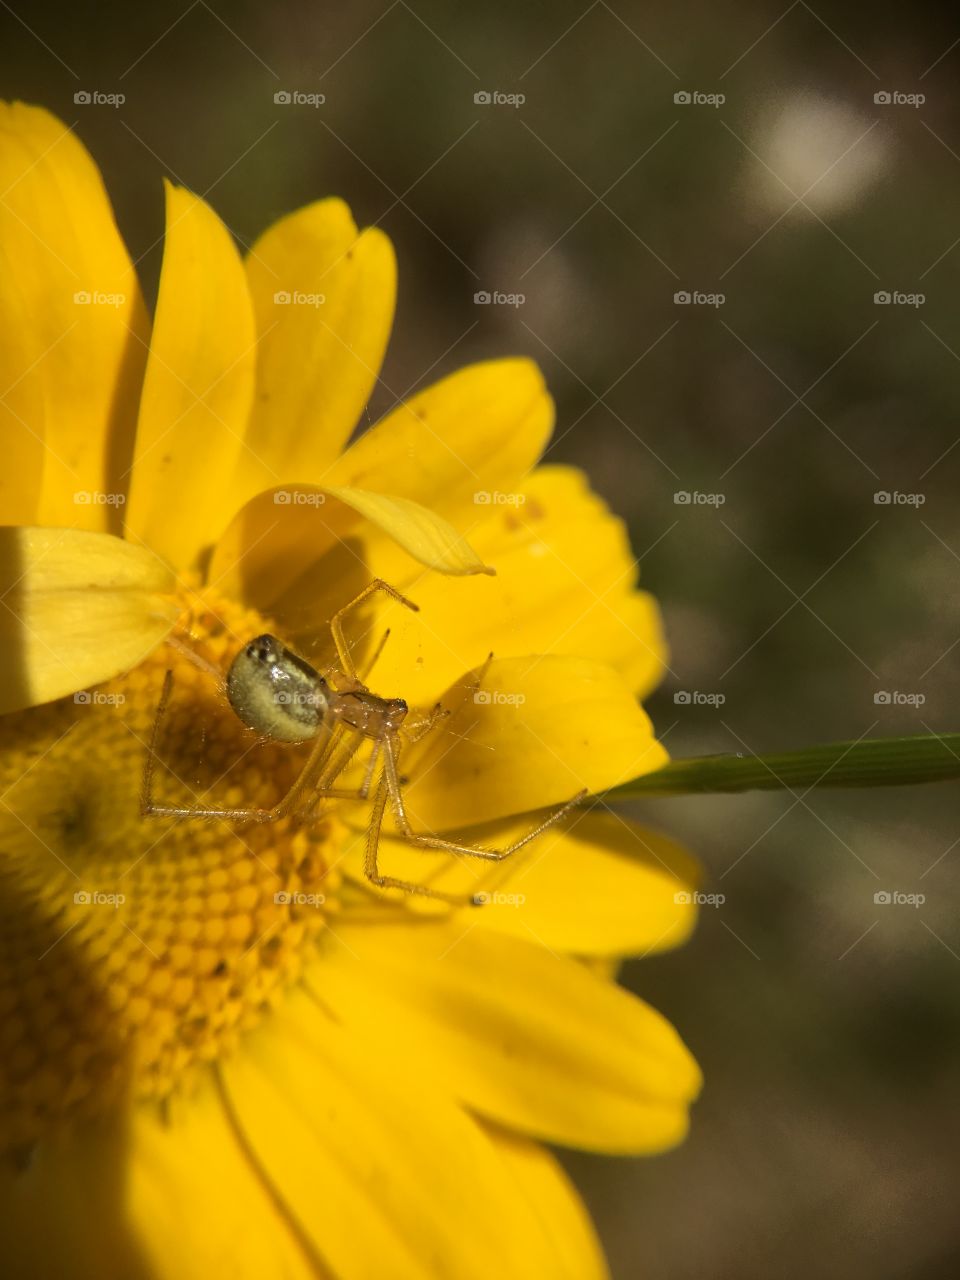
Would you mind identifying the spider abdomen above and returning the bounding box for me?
[226,634,330,743]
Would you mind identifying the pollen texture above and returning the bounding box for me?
[0,590,343,1159]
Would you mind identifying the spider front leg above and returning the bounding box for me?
[361,731,587,905]
[403,701,450,745]
[301,698,446,826]
[328,579,419,681]
[362,768,477,905]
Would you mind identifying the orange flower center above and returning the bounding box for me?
[0,587,344,1162]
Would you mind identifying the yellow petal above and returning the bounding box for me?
[472,813,700,955]
[125,182,256,570]
[235,199,395,500]
[209,483,490,617]
[0,103,149,531]
[484,1127,610,1280]
[346,465,668,708]
[401,655,668,830]
[343,812,700,957]
[327,358,554,522]
[127,1075,320,1279]
[209,358,548,621]
[302,359,554,598]
[475,465,666,697]
[0,526,176,713]
[221,984,615,1278]
[310,921,701,1153]
[325,485,492,577]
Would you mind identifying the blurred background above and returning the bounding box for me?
[4,1,960,1274]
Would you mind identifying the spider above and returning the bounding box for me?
[140,579,586,905]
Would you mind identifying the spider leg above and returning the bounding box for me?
[384,731,586,859]
[329,579,418,680]
[362,766,478,905]
[140,670,339,823]
[425,653,493,740]
[360,731,587,904]
[403,702,450,745]
[299,733,381,818]
[354,738,381,799]
[361,628,391,683]
[165,632,226,687]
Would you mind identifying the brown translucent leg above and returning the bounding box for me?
[403,702,449,745]
[362,769,477,905]
[329,579,419,680]
[349,739,381,799]
[361,628,391,682]
[361,731,588,905]
[394,654,490,765]
[299,736,382,820]
[165,633,225,687]
[140,670,339,823]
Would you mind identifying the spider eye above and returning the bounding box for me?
[247,635,274,663]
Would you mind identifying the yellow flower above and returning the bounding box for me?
[0,103,701,1279]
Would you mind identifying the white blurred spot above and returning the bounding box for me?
[749,92,891,217]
